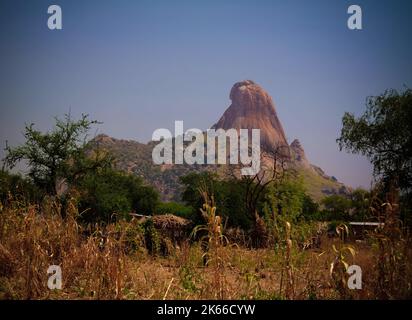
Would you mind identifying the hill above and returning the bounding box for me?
[90,80,350,202]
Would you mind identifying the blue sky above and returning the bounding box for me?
[1,0,412,189]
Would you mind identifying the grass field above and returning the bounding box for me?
[1,196,411,300]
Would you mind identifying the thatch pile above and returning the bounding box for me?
[152,214,192,243]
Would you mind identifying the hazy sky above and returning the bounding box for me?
[1,0,412,189]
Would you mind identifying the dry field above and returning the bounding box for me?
[0,198,411,300]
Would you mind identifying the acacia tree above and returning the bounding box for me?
[3,113,110,195]
[337,89,412,194]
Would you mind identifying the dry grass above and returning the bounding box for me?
[0,195,411,300]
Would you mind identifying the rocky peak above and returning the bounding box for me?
[212,80,288,151]
[89,80,352,201]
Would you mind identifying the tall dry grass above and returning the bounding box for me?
[191,187,228,299]
[0,190,411,300]
[369,188,412,299]
[0,197,132,299]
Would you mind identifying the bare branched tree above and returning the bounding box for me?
[225,144,294,247]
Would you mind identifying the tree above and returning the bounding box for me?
[156,202,193,219]
[223,145,292,224]
[266,176,305,222]
[321,195,351,221]
[302,194,319,218]
[241,146,291,220]
[337,89,412,193]
[0,170,42,204]
[2,114,110,195]
[77,168,159,223]
[350,188,370,220]
[264,174,312,222]
[180,172,252,229]
[180,172,214,223]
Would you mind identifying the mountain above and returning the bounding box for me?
[211,80,350,198]
[212,80,288,151]
[91,80,350,201]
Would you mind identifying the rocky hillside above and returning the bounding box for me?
[89,135,212,201]
[91,80,350,201]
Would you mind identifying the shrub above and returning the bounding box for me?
[76,168,159,223]
[156,202,193,219]
[321,195,351,221]
[180,172,252,230]
[0,170,42,205]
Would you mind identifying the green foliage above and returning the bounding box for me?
[263,204,322,249]
[1,114,161,223]
[180,172,213,218]
[122,222,146,254]
[181,172,320,230]
[263,174,320,225]
[156,202,193,219]
[321,195,351,221]
[302,194,319,218]
[143,219,161,255]
[76,168,159,223]
[2,113,111,195]
[180,172,252,229]
[349,188,371,220]
[179,265,199,293]
[319,190,374,222]
[265,176,307,222]
[0,170,43,205]
[337,88,412,193]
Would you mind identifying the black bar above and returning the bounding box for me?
[1,300,409,319]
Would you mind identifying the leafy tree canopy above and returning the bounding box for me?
[2,113,111,195]
[77,168,159,223]
[337,89,412,193]
[180,172,253,229]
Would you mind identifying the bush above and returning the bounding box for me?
[181,172,320,231]
[0,170,42,205]
[321,195,351,221]
[76,168,159,223]
[156,202,193,219]
[180,172,253,230]
[264,175,320,223]
[302,194,319,218]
